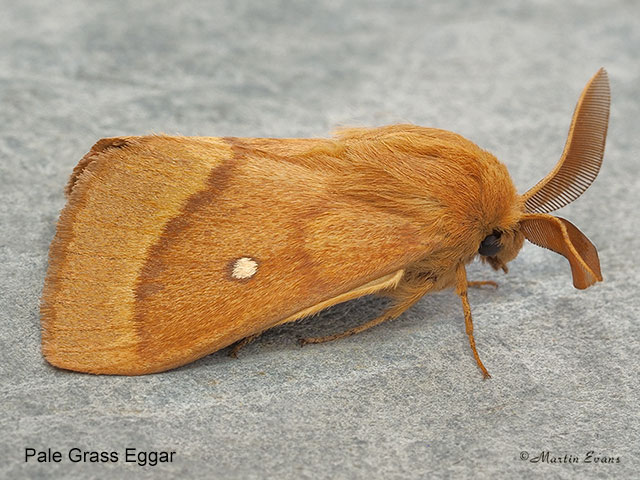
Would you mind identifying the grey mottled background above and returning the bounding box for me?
[1,1,639,479]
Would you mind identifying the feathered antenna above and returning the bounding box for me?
[520,69,610,289]
[523,68,610,213]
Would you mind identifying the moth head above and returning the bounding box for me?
[478,228,524,274]
[510,68,609,289]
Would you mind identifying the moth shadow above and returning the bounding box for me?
[183,293,449,372]
[263,294,392,343]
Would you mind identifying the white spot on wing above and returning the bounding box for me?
[232,257,258,280]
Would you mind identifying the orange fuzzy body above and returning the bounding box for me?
[41,126,521,374]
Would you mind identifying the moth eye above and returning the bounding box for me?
[479,231,502,257]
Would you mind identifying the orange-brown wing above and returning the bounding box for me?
[41,135,432,375]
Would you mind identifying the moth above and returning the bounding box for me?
[41,69,610,377]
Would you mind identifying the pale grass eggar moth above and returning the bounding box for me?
[41,69,610,377]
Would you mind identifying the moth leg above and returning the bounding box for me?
[298,309,396,346]
[468,280,498,289]
[299,279,434,347]
[228,333,261,358]
[456,264,491,379]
